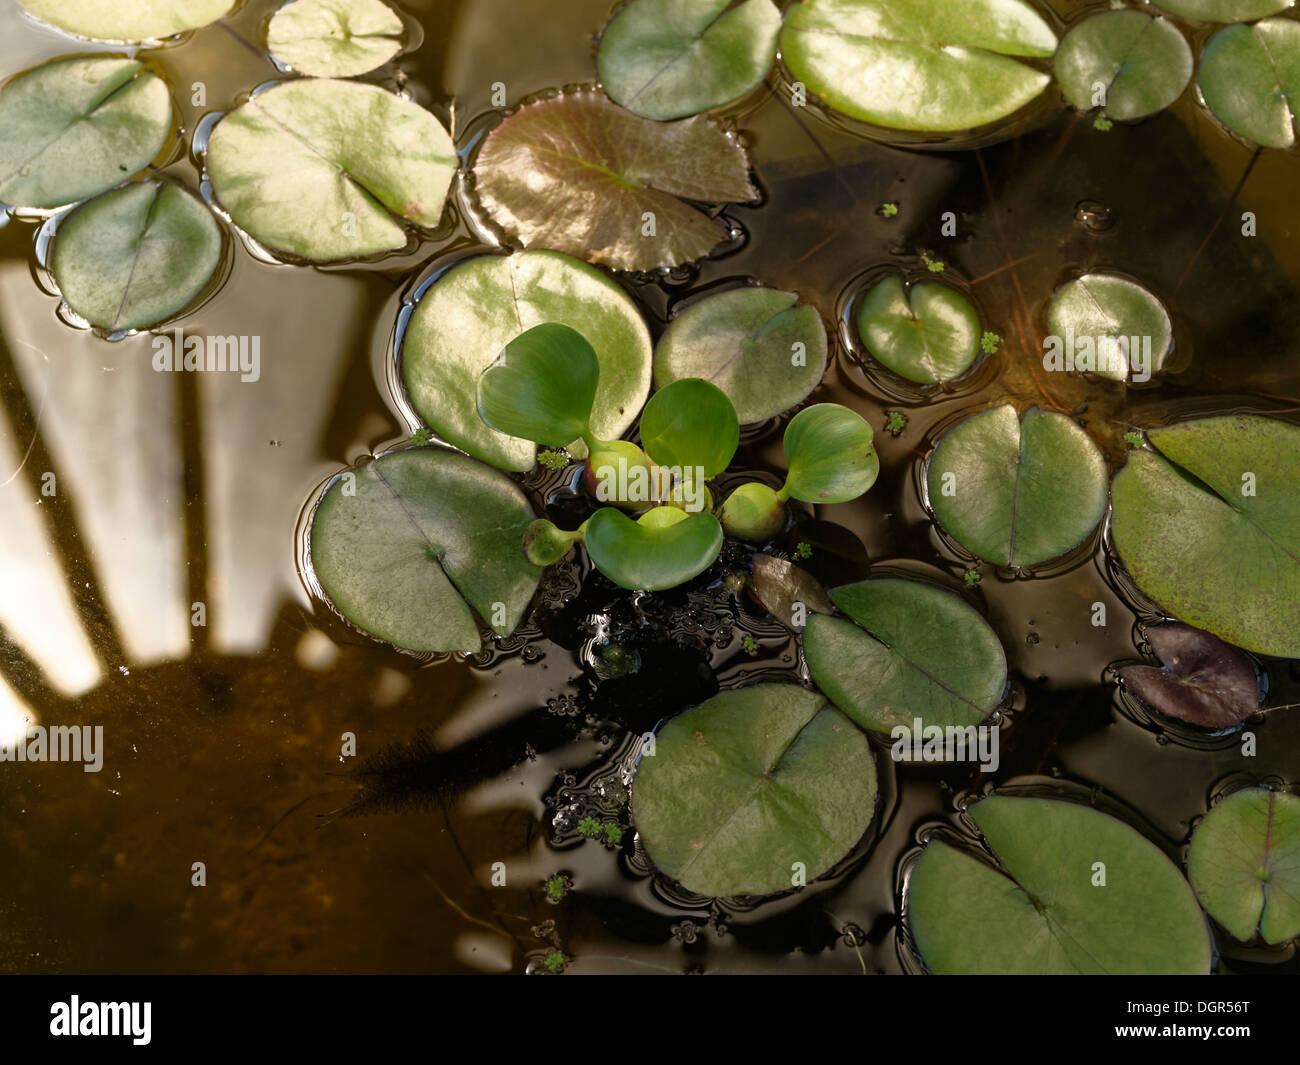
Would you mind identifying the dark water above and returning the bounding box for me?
[0,0,1298,973]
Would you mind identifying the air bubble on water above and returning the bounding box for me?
[1074,200,1114,232]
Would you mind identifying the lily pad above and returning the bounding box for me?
[783,403,879,504]
[1055,12,1192,122]
[639,378,739,477]
[18,0,233,41]
[804,578,1007,734]
[401,251,652,472]
[854,275,981,384]
[205,79,456,261]
[1187,788,1300,945]
[309,448,541,653]
[909,795,1213,974]
[653,287,828,423]
[584,506,723,590]
[1118,623,1259,729]
[631,683,876,898]
[472,92,756,272]
[268,0,405,78]
[476,324,600,447]
[1046,273,1172,382]
[1198,19,1300,149]
[1152,0,1292,23]
[1110,415,1300,659]
[596,0,781,121]
[780,0,1058,133]
[0,57,173,210]
[51,181,222,333]
[927,405,1108,568]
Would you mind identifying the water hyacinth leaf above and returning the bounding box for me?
[18,0,234,41]
[596,0,781,121]
[310,449,541,653]
[654,287,828,422]
[0,57,173,210]
[804,578,1006,734]
[1110,415,1300,658]
[1198,20,1300,149]
[780,0,1058,133]
[854,275,980,384]
[1055,12,1192,122]
[584,507,723,590]
[1118,623,1259,729]
[1152,0,1291,22]
[267,0,405,78]
[927,405,1108,568]
[910,796,1213,973]
[1046,273,1172,381]
[205,79,456,261]
[50,181,222,333]
[718,481,785,541]
[402,251,652,471]
[472,92,756,272]
[1187,788,1300,945]
[748,554,835,630]
[639,378,739,476]
[783,404,878,504]
[476,324,600,447]
[631,683,876,898]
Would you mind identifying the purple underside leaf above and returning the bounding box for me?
[1118,622,1258,728]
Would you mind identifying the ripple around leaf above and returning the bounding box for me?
[267,0,405,78]
[854,274,980,384]
[18,0,234,42]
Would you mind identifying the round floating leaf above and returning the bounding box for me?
[783,403,879,504]
[18,0,233,41]
[1111,415,1300,658]
[1118,623,1259,729]
[206,79,456,261]
[1198,19,1300,149]
[50,181,221,332]
[653,287,827,423]
[1152,0,1291,22]
[780,0,1058,133]
[0,57,173,210]
[927,405,1108,568]
[1046,273,1172,382]
[631,683,876,898]
[909,795,1213,974]
[596,0,781,120]
[268,0,404,78]
[402,251,652,472]
[584,506,723,590]
[854,275,980,384]
[1188,788,1300,945]
[1055,12,1192,122]
[476,324,600,447]
[639,379,739,477]
[472,92,756,272]
[310,448,541,653]
[804,578,1006,734]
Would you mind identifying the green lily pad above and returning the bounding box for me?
[639,379,739,477]
[309,448,541,653]
[50,181,222,333]
[1152,0,1291,23]
[631,683,876,898]
[1046,273,1172,382]
[653,287,827,423]
[1110,415,1300,659]
[584,506,723,590]
[1198,19,1300,149]
[1055,12,1192,122]
[596,0,781,121]
[0,57,173,210]
[268,0,404,77]
[927,405,1108,568]
[205,79,456,261]
[401,251,652,472]
[909,795,1213,974]
[18,0,233,41]
[854,275,980,384]
[1188,788,1300,945]
[783,403,878,504]
[472,91,756,272]
[476,324,600,447]
[780,0,1058,133]
[804,578,1006,734]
